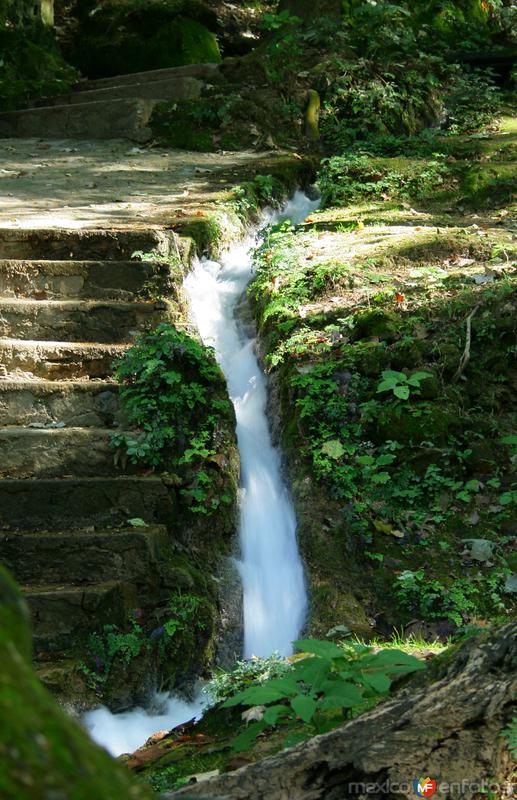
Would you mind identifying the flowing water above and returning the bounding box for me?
[84,190,318,756]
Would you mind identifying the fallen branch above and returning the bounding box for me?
[452,303,481,383]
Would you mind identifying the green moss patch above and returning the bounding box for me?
[0,567,152,800]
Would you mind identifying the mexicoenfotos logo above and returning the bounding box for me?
[413,777,438,797]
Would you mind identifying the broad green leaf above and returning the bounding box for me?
[376,454,396,466]
[381,370,405,382]
[294,639,344,660]
[360,649,425,672]
[359,671,391,693]
[407,371,433,386]
[232,721,266,752]
[127,517,148,527]
[394,384,410,400]
[223,685,287,708]
[263,704,289,725]
[317,682,363,709]
[371,471,391,484]
[321,440,345,460]
[284,732,311,748]
[291,658,331,693]
[291,694,317,723]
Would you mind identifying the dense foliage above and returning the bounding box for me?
[111,323,235,514]
[222,638,424,750]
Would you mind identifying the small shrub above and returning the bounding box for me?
[222,638,425,751]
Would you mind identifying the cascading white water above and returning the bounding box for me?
[185,190,317,656]
[84,190,318,756]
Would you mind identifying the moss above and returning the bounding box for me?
[0,567,152,800]
[67,4,220,79]
[0,24,78,110]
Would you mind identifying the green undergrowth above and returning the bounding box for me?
[138,637,427,793]
[149,1,514,153]
[78,581,217,701]
[63,0,220,78]
[249,106,517,634]
[111,323,237,518]
[0,23,78,110]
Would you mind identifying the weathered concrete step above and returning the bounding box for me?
[0,299,171,343]
[0,380,119,427]
[0,227,169,260]
[0,98,158,142]
[78,62,219,91]
[2,525,168,585]
[22,581,136,659]
[48,75,203,107]
[0,427,124,478]
[0,476,175,530]
[0,259,175,300]
[0,339,124,379]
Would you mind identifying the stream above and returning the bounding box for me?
[84,190,318,756]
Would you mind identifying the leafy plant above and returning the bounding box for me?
[205,654,291,706]
[80,619,145,686]
[222,639,425,751]
[502,717,517,759]
[110,323,233,514]
[376,370,433,401]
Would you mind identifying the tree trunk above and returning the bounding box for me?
[168,624,517,800]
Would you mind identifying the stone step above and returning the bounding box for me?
[0,380,119,427]
[22,581,136,659]
[0,427,124,478]
[0,227,169,260]
[0,299,171,343]
[47,75,203,107]
[0,476,175,530]
[0,339,124,379]
[0,97,158,142]
[78,62,219,92]
[2,525,168,586]
[0,259,175,301]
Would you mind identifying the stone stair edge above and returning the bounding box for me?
[76,62,220,91]
[1,524,167,536]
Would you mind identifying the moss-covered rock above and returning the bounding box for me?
[66,2,221,79]
[0,566,152,800]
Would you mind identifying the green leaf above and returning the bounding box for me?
[232,721,266,752]
[284,732,311,748]
[127,517,148,527]
[263,704,289,725]
[371,471,391,484]
[291,657,330,692]
[321,440,345,460]
[294,639,344,660]
[360,649,425,672]
[359,671,391,693]
[376,454,396,466]
[406,371,433,386]
[317,681,364,709]
[290,694,317,723]
[222,685,287,708]
[394,384,410,400]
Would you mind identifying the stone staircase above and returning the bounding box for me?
[0,62,220,141]
[0,224,184,707]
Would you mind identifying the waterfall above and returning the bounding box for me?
[84,190,318,755]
